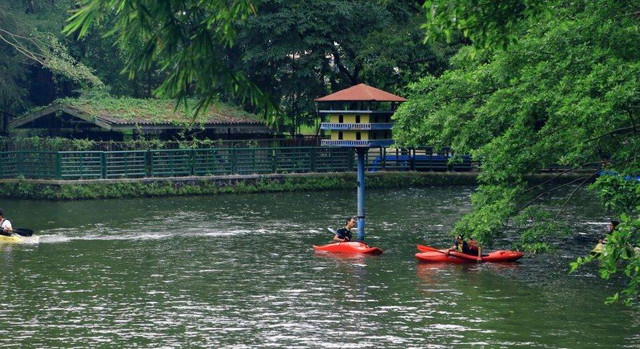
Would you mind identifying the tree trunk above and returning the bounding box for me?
[1,111,8,135]
[25,0,35,14]
[146,70,152,97]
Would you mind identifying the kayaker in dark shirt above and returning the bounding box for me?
[333,217,356,242]
[449,235,483,261]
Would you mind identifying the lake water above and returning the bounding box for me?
[0,187,637,347]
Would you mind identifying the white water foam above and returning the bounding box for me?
[34,227,275,244]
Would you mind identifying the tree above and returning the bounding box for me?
[394,0,640,304]
[0,0,102,119]
[232,0,457,133]
[65,0,458,131]
[64,0,266,114]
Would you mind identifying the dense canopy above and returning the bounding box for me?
[394,0,640,304]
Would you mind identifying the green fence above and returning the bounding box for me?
[0,147,472,180]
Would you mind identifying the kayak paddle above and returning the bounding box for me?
[417,244,442,252]
[13,228,34,237]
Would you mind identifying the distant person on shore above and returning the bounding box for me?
[448,235,483,261]
[591,220,619,256]
[0,209,13,236]
[333,217,356,242]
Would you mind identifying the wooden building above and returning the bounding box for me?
[9,97,272,141]
[316,83,407,147]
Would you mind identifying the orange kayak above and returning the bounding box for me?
[415,245,523,263]
[313,241,383,255]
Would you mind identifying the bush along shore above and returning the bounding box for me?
[0,171,584,200]
[0,172,478,200]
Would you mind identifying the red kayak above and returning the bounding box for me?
[313,242,383,255]
[415,245,523,263]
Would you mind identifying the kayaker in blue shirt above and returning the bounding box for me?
[333,217,356,242]
[0,209,13,236]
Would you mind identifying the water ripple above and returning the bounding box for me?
[0,188,637,347]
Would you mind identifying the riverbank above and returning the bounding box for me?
[0,171,582,200]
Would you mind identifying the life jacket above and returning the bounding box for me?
[336,228,352,241]
[590,242,604,256]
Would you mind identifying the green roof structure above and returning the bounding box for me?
[9,96,272,139]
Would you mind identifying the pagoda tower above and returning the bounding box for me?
[315,83,407,241]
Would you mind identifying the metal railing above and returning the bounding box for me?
[0,147,472,180]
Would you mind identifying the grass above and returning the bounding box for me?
[28,93,263,125]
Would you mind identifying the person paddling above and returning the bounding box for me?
[448,235,483,261]
[0,209,13,236]
[333,217,356,242]
[591,220,619,256]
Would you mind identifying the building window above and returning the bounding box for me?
[338,132,343,140]
[339,115,344,123]
[355,115,361,123]
[356,132,361,140]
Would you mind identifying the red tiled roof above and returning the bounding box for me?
[315,83,407,102]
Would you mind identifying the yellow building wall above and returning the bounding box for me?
[326,113,378,140]
[329,130,370,140]
[328,114,370,124]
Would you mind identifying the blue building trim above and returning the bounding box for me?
[320,123,393,130]
[321,140,395,147]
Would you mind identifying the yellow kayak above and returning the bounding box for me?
[0,234,23,244]
[0,234,39,244]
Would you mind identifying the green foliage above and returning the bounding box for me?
[0,136,284,151]
[64,0,266,116]
[422,0,549,49]
[234,0,456,132]
[395,0,640,303]
[571,215,640,305]
[511,207,571,253]
[0,136,98,151]
[54,91,260,124]
[0,172,478,200]
[64,0,458,132]
[450,184,520,245]
[0,0,102,115]
[590,174,640,215]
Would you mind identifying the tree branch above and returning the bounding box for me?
[523,161,602,194]
[329,44,358,85]
[400,57,436,65]
[519,173,595,211]
[554,171,600,219]
[587,126,637,143]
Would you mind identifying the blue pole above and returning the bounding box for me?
[356,147,366,241]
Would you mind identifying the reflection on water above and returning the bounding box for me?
[0,187,637,347]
